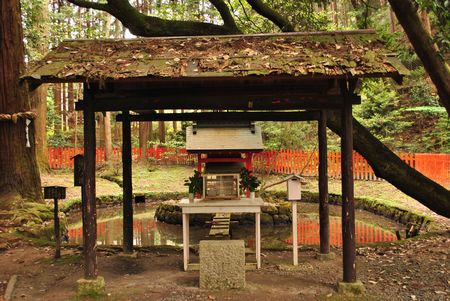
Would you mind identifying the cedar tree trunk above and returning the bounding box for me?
[0,0,42,208]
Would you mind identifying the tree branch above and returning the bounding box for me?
[66,0,111,11]
[209,0,239,32]
[327,111,450,218]
[66,0,241,37]
[245,0,295,32]
[388,0,450,115]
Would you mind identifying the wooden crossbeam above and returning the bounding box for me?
[115,111,320,122]
[76,94,360,112]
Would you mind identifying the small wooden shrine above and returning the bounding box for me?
[23,29,407,287]
[186,121,263,199]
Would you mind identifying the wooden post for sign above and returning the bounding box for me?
[182,213,189,271]
[292,200,298,265]
[44,186,66,259]
[82,88,98,279]
[318,110,330,254]
[54,198,61,259]
[122,111,134,253]
[341,82,356,282]
[255,212,261,269]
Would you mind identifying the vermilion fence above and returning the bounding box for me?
[47,147,197,169]
[47,147,449,186]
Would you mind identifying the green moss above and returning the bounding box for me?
[12,202,53,225]
[99,174,123,187]
[262,190,434,229]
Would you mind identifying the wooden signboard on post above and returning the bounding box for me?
[43,186,67,259]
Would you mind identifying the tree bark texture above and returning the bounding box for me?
[0,0,42,207]
[158,110,165,143]
[103,112,113,161]
[139,121,149,161]
[172,110,177,132]
[53,84,62,134]
[388,0,450,114]
[30,86,48,170]
[327,112,450,218]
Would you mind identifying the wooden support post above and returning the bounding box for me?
[319,110,330,254]
[341,83,356,282]
[54,198,60,259]
[255,212,261,269]
[182,213,190,271]
[122,111,133,253]
[292,201,298,265]
[82,88,97,279]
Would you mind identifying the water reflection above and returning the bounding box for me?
[68,207,396,248]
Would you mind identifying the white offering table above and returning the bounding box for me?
[179,197,264,271]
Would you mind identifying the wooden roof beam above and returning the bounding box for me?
[115,111,320,122]
[76,94,360,111]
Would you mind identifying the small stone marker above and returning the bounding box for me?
[199,240,245,289]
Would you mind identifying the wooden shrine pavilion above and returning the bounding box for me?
[23,29,406,287]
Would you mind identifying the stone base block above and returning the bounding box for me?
[119,251,138,258]
[76,276,105,296]
[315,252,336,261]
[199,240,245,289]
[337,280,366,295]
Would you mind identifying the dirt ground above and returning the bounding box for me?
[0,231,448,301]
[2,168,445,300]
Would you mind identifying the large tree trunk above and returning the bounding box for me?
[30,87,48,170]
[0,0,42,207]
[103,112,113,161]
[29,0,49,171]
[158,110,165,144]
[388,0,450,114]
[327,112,450,218]
[139,121,150,161]
[53,84,62,134]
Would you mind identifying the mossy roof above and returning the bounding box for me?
[23,30,407,83]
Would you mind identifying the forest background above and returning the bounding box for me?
[20,0,449,159]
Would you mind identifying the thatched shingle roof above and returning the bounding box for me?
[23,30,407,83]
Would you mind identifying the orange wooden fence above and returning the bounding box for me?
[47,147,449,186]
[47,147,197,169]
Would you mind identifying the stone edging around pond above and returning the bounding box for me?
[154,191,434,229]
[57,190,433,230]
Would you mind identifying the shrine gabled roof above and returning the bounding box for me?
[22,30,407,83]
[186,125,263,153]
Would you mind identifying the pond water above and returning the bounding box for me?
[67,204,397,249]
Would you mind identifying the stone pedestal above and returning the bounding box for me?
[337,280,366,295]
[199,240,245,289]
[76,276,105,296]
[315,252,336,261]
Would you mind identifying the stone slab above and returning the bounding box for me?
[337,280,366,295]
[315,252,336,261]
[76,276,105,296]
[199,240,245,289]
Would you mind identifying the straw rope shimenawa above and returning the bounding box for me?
[0,111,37,123]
